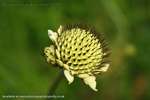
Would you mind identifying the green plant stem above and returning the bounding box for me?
[46,70,64,100]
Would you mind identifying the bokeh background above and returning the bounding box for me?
[0,0,150,100]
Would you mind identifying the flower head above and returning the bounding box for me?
[44,24,110,91]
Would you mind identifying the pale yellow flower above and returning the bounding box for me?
[44,25,110,91]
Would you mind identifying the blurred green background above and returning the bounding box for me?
[0,0,150,100]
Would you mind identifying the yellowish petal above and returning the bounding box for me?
[83,76,98,91]
[48,29,58,42]
[64,70,74,84]
[57,25,63,35]
[100,64,109,72]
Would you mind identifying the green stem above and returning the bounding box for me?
[46,70,64,100]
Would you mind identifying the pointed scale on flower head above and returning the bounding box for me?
[44,24,110,91]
